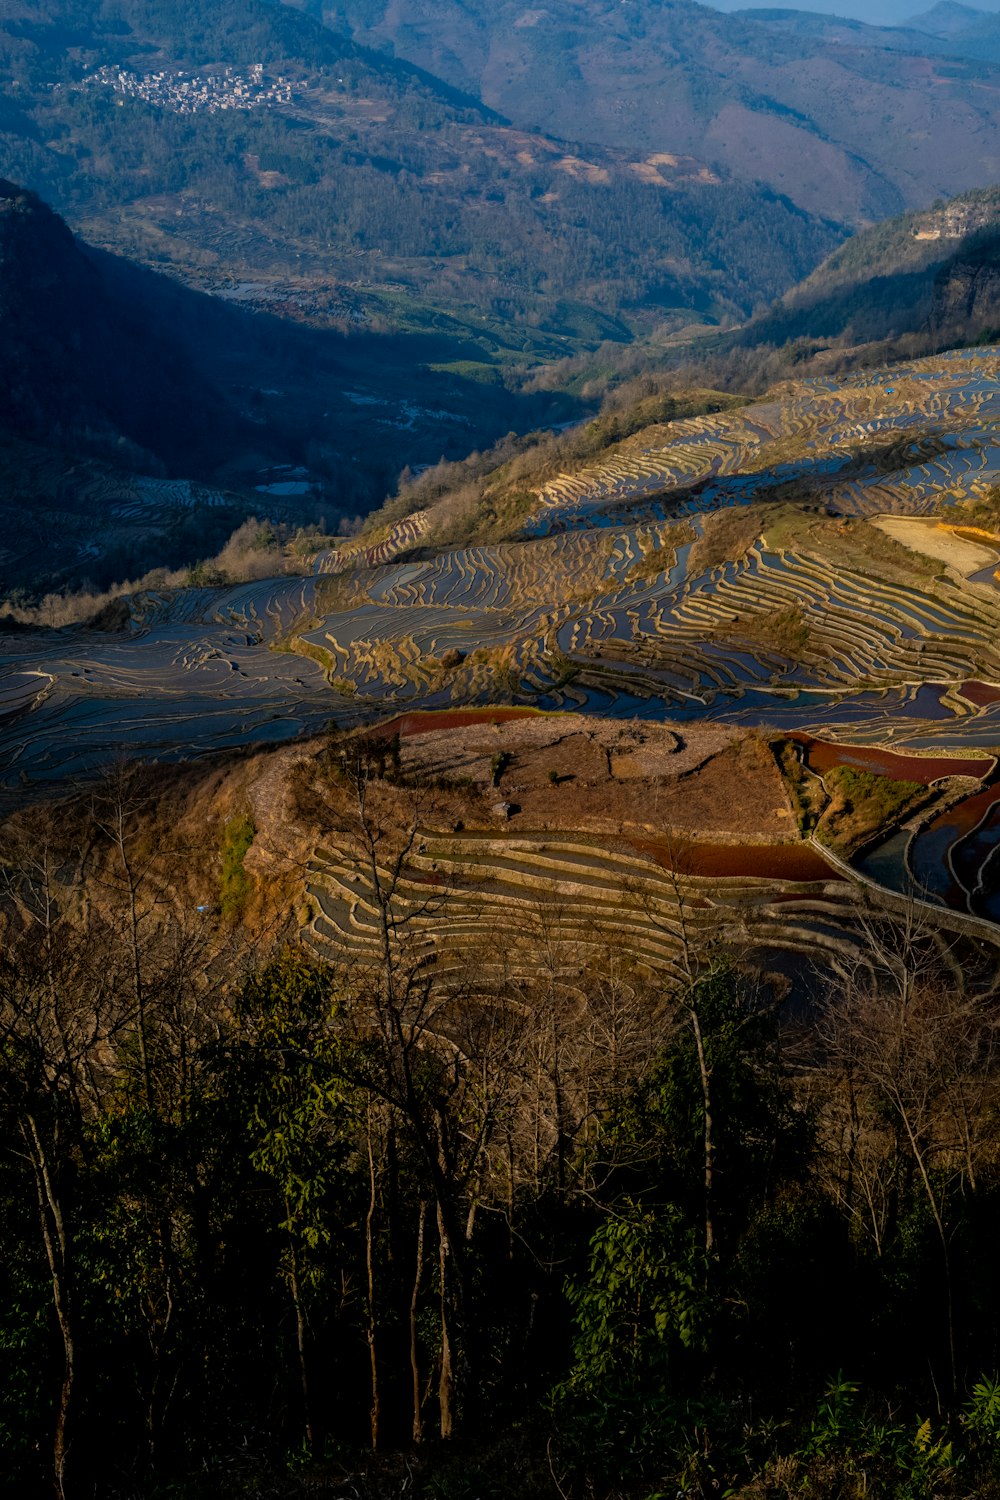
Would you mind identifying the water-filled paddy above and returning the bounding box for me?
[627,836,842,883]
[790,734,994,784]
[952,792,1000,901]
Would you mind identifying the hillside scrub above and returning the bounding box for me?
[364,383,741,545]
[626,520,698,581]
[0,518,329,629]
[725,604,812,661]
[476,195,1000,434]
[773,737,826,835]
[817,765,926,853]
[689,506,762,575]
[219,812,255,918]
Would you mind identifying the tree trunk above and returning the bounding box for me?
[366,1109,381,1450]
[284,1203,314,1451]
[688,1003,715,1263]
[25,1114,74,1500]
[896,1107,958,1397]
[411,1199,427,1445]
[144,1216,176,1469]
[437,1199,456,1440]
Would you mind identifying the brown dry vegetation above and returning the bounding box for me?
[688,505,763,574]
[1,519,329,630]
[365,387,742,546]
[625,520,698,581]
[761,507,942,582]
[0,745,317,955]
[0,717,807,967]
[723,604,812,661]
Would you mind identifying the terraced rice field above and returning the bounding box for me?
[0,440,266,594]
[8,348,1000,934]
[523,350,1000,535]
[870,781,1000,920]
[291,520,1000,751]
[0,574,347,797]
[314,509,432,575]
[304,828,864,982]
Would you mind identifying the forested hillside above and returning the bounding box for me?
[0,181,244,472]
[0,180,587,593]
[314,0,1000,223]
[712,183,1000,376]
[500,182,1000,411]
[722,183,1000,352]
[0,0,840,345]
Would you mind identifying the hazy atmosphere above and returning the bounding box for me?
[709,0,1000,21]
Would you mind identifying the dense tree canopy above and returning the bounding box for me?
[2,758,1000,1498]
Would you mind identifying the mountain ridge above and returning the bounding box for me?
[311,0,1000,223]
[0,180,242,472]
[0,0,842,344]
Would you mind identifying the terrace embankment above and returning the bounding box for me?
[377,707,549,739]
[12,711,998,993]
[521,350,1000,537]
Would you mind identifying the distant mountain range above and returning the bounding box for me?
[711,0,1000,26]
[737,2,1000,63]
[9,0,1000,347]
[8,0,1000,344]
[315,0,1000,224]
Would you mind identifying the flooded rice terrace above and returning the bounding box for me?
[7,349,1000,916]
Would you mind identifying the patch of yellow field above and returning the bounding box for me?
[555,156,611,184]
[870,514,1000,576]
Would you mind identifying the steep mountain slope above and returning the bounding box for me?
[0,0,840,343]
[0,181,580,594]
[743,3,1000,61]
[734,10,926,44]
[907,1,985,32]
[730,185,1000,353]
[0,181,242,471]
[314,0,1000,224]
[904,1,1000,57]
[701,0,995,28]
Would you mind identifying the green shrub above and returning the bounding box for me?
[220,814,255,920]
[490,751,512,786]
